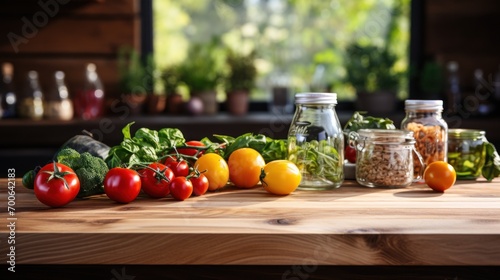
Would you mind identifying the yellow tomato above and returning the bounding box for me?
[228,148,266,188]
[260,160,302,195]
[195,153,229,191]
[424,161,457,192]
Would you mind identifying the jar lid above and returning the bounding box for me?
[357,129,415,144]
[294,92,337,104]
[448,129,486,139]
[404,99,443,111]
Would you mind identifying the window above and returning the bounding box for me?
[152,0,410,103]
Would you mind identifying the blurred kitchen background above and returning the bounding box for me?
[1,0,500,175]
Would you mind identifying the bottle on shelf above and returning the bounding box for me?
[73,63,105,120]
[0,62,17,119]
[18,70,44,120]
[474,68,495,116]
[44,71,74,120]
[445,61,461,113]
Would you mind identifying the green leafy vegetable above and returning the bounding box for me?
[212,133,287,162]
[343,111,396,132]
[288,138,342,183]
[105,122,186,168]
[482,142,500,182]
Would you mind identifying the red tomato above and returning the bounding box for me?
[34,162,80,207]
[190,173,209,196]
[104,168,141,203]
[169,177,193,201]
[164,156,190,177]
[178,140,206,157]
[139,163,175,198]
[345,146,356,163]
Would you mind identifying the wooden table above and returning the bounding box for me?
[2,178,500,278]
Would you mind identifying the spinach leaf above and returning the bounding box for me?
[482,142,500,181]
[159,128,185,149]
[344,111,396,132]
[122,122,134,139]
[261,138,287,163]
[105,123,186,168]
[135,128,160,150]
[214,133,287,162]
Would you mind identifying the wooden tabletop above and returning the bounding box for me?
[1,178,500,266]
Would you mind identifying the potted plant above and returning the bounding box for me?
[224,49,257,115]
[178,41,224,115]
[161,65,183,115]
[143,54,168,115]
[344,42,402,115]
[117,46,148,115]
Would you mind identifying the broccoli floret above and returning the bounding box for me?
[56,148,82,169]
[74,168,106,197]
[56,149,109,198]
[73,153,109,198]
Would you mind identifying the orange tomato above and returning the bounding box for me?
[228,148,266,188]
[423,161,457,192]
[195,153,229,191]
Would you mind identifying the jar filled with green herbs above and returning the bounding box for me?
[447,129,486,179]
[287,93,344,189]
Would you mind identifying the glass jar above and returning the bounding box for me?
[401,100,448,177]
[287,92,344,189]
[353,129,424,188]
[44,71,74,120]
[448,129,486,180]
[18,71,44,120]
[74,63,105,120]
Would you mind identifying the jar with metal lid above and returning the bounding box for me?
[287,92,344,189]
[352,129,424,188]
[447,129,487,179]
[401,100,448,177]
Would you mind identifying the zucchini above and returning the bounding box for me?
[55,131,110,160]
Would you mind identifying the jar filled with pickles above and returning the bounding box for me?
[448,129,487,179]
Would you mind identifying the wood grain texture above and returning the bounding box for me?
[2,178,500,265]
[0,18,138,55]
[0,0,138,17]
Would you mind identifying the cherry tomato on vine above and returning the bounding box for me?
[139,163,175,198]
[169,177,193,201]
[345,146,357,163]
[34,162,80,207]
[190,173,209,196]
[164,156,190,177]
[260,160,302,195]
[178,140,206,157]
[104,167,141,203]
[228,148,266,188]
[424,161,457,192]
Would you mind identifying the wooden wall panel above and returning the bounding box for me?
[0,18,139,55]
[0,0,138,17]
[0,0,140,99]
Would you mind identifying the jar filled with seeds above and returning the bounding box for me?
[401,100,448,178]
[353,129,424,188]
[287,92,344,190]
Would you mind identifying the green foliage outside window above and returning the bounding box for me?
[153,0,410,101]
